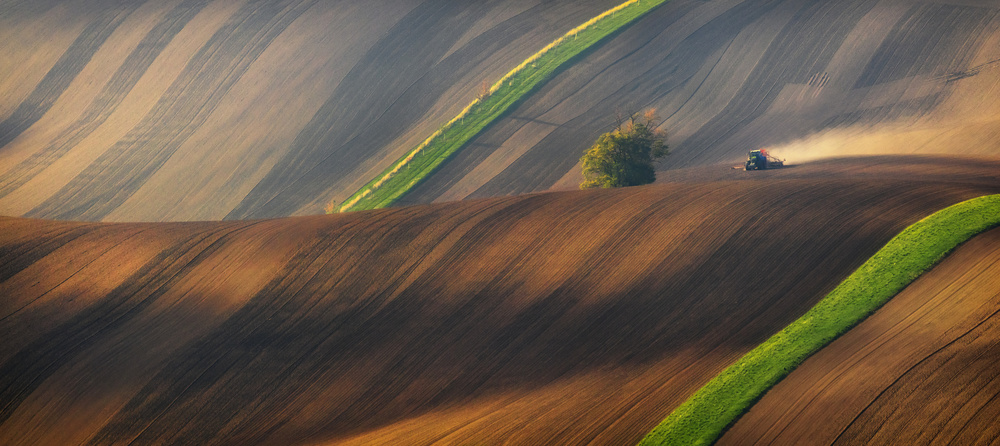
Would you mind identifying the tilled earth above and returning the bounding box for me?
[1,157,998,445]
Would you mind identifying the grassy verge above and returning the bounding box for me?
[639,194,1000,446]
[336,0,670,213]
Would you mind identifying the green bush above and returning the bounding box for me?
[581,110,668,189]
[639,194,1000,446]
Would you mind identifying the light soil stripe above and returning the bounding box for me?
[0,5,141,150]
[0,0,211,198]
[27,0,317,221]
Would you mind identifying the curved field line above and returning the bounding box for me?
[639,193,1000,446]
[0,7,137,150]
[27,0,318,221]
[0,0,211,198]
[336,0,671,213]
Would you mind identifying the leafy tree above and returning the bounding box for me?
[580,109,668,189]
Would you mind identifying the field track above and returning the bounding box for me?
[2,157,999,445]
[2,0,999,220]
[721,226,1000,445]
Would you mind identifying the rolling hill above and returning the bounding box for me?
[1,0,998,221]
[0,0,621,221]
[2,158,999,444]
[3,0,1000,444]
[400,0,1000,205]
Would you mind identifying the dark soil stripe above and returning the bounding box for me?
[86,205,461,444]
[0,223,95,285]
[0,222,254,425]
[224,0,504,220]
[0,0,212,198]
[0,5,140,150]
[27,0,317,221]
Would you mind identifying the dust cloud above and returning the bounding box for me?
[772,117,1000,165]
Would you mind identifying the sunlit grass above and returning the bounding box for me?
[639,194,1000,445]
[335,0,670,213]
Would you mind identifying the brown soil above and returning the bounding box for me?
[1,158,998,445]
[0,0,621,221]
[402,0,1000,206]
[2,1,998,221]
[720,227,1000,445]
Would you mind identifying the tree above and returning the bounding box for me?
[580,109,668,189]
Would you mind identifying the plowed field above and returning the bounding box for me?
[720,226,1000,445]
[2,158,998,445]
[2,0,998,220]
[0,0,620,221]
[402,0,1000,205]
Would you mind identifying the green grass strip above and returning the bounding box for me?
[336,0,670,213]
[640,194,1000,446]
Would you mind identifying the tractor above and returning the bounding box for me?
[745,148,784,170]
